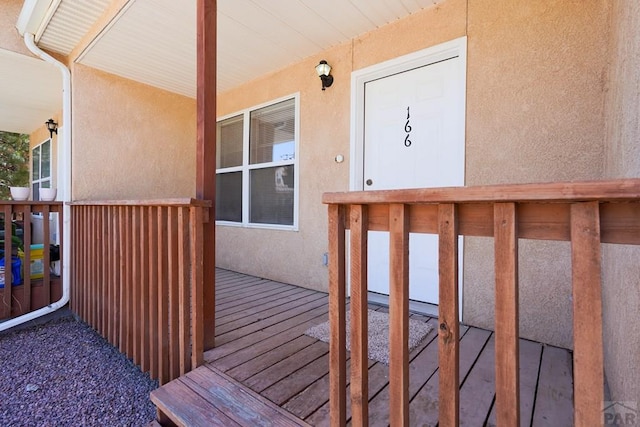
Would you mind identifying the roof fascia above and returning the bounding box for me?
[16,0,56,36]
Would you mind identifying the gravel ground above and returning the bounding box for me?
[0,316,158,427]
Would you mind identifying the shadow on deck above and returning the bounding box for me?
[151,268,574,426]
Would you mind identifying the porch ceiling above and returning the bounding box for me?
[30,0,441,98]
[0,47,61,134]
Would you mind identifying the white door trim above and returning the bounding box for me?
[348,36,467,321]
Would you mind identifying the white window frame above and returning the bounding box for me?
[32,138,52,200]
[215,93,300,231]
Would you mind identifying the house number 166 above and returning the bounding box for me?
[404,106,412,147]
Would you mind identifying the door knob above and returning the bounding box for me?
[366,179,373,186]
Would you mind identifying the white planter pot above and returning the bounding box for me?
[39,188,57,201]
[10,187,30,201]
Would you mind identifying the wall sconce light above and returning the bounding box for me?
[315,60,334,91]
[45,118,58,138]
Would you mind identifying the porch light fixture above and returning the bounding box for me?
[45,119,58,138]
[315,60,333,91]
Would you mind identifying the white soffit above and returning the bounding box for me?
[78,0,197,98]
[37,0,111,55]
[43,0,441,98]
[0,48,62,134]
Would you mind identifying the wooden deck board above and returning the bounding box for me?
[156,268,575,426]
[216,287,312,326]
[245,341,329,393]
[214,294,328,346]
[204,303,329,362]
[215,285,310,319]
[216,291,324,335]
[226,335,319,381]
[458,334,497,424]
[532,345,574,426]
[486,338,543,426]
[408,325,492,426]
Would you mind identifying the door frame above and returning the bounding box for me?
[348,36,467,320]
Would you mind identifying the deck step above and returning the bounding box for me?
[150,365,310,427]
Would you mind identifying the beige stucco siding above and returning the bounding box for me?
[216,42,353,288]
[463,1,609,347]
[216,0,609,349]
[0,0,32,56]
[71,64,196,200]
[602,0,640,408]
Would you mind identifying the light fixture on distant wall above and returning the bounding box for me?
[315,60,334,91]
[45,118,58,138]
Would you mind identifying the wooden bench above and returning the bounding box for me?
[150,365,311,427]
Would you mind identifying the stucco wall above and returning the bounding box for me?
[216,0,609,349]
[462,1,609,348]
[0,0,32,56]
[602,0,640,407]
[215,42,353,289]
[71,64,196,200]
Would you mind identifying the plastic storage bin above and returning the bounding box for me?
[0,256,22,288]
[28,244,45,280]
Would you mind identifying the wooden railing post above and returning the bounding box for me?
[494,202,520,426]
[437,203,459,427]
[328,204,346,427]
[350,204,369,427]
[389,203,410,427]
[570,201,604,427]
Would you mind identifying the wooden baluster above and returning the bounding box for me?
[111,207,120,349]
[96,205,104,335]
[89,205,96,328]
[148,206,159,379]
[190,206,205,369]
[168,207,180,381]
[132,206,141,366]
[78,206,83,314]
[125,206,134,358]
[389,204,410,426]
[158,206,170,384]
[23,204,32,312]
[118,206,127,353]
[2,205,12,319]
[141,206,150,373]
[328,204,346,427]
[178,207,190,375]
[438,203,459,427]
[70,207,76,313]
[570,202,604,426]
[43,205,51,306]
[105,206,112,344]
[494,202,520,426]
[350,204,369,427]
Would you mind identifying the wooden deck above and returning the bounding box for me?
[159,268,573,426]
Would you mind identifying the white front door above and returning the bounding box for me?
[352,38,466,306]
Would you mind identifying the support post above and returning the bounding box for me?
[196,0,217,350]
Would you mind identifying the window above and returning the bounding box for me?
[32,139,52,201]
[216,96,298,228]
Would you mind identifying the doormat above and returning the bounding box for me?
[304,309,433,365]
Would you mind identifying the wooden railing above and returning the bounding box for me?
[0,201,63,320]
[69,199,211,385]
[323,179,640,427]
